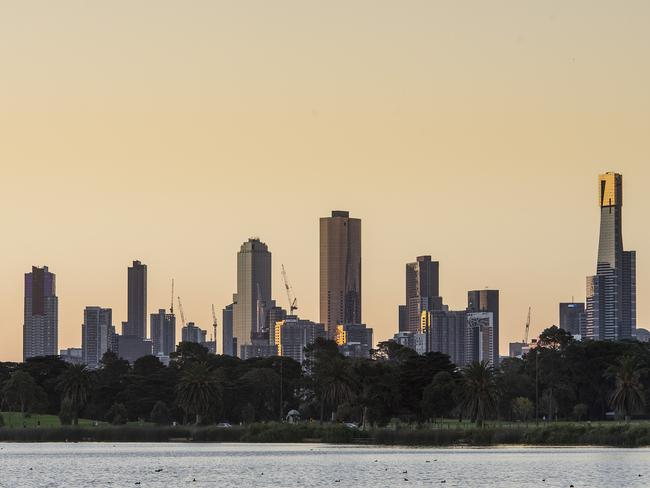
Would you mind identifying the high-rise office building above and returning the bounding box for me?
[398,305,407,331]
[466,312,495,366]
[401,256,443,333]
[232,238,272,357]
[266,306,287,342]
[509,341,526,358]
[124,260,147,338]
[82,306,114,368]
[182,322,208,344]
[467,289,499,366]
[60,347,83,365]
[150,309,176,357]
[222,302,234,356]
[335,323,373,358]
[240,343,277,359]
[392,331,427,355]
[274,316,326,363]
[117,333,152,363]
[116,260,151,363]
[559,302,586,336]
[585,172,636,340]
[23,266,58,360]
[320,211,362,333]
[421,309,467,366]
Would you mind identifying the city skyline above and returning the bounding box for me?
[2,2,649,362]
[3,170,645,362]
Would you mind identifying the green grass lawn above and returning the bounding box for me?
[424,418,650,429]
[0,412,97,428]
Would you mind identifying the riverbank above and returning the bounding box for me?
[1,422,650,447]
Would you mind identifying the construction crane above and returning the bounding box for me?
[281,264,298,315]
[170,278,175,315]
[177,296,186,327]
[211,304,218,342]
[524,307,531,343]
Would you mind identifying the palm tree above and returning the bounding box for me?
[461,361,499,427]
[318,357,355,423]
[58,364,92,425]
[607,355,646,422]
[175,362,221,424]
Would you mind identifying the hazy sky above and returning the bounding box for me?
[1,1,648,361]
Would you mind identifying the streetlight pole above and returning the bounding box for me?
[535,350,539,426]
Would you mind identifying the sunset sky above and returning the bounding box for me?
[1,1,648,361]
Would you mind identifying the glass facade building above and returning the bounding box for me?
[584,173,636,340]
[23,266,58,360]
[82,306,114,368]
[274,316,326,363]
[467,289,499,366]
[559,302,585,336]
[401,256,443,333]
[222,302,234,356]
[125,260,147,338]
[150,308,176,357]
[421,309,467,365]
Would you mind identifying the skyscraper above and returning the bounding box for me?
[335,323,373,358]
[559,302,586,336]
[23,266,58,360]
[421,309,467,366]
[222,302,234,356]
[402,256,443,333]
[320,210,362,333]
[150,308,176,357]
[585,172,636,340]
[82,306,114,368]
[181,322,207,344]
[467,289,499,366]
[275,317,326,363]
[466,312,495,366]
[124,260,147,338]
[232,238,272,357]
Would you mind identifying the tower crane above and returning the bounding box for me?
[281,264,298,315]
[524,307,531,344]
[211,304,218,343]
[177,296,186,327]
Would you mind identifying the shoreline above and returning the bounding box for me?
[1,423,649,448]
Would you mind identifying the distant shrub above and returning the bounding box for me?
[0,421,648,447]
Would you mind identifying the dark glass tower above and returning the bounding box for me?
[559,302,585,336]
[584,172,636,340]
[125,260,147,338]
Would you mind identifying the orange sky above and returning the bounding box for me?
[1,1,648,361]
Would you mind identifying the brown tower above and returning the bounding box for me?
[319,211,362,333]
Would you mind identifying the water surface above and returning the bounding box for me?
[1,443,648,487]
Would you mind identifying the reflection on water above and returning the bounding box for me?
[0,443,648,487]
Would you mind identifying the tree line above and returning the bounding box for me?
[0,326,648,428]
